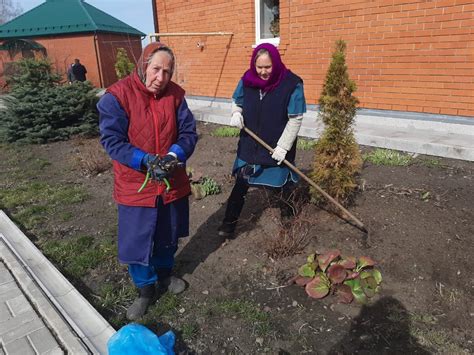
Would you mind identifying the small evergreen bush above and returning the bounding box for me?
[5,57,60,89]
[310,40,362,206]
[0,57,99,144]
[114,48,135,80]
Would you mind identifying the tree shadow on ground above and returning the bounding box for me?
[329,296,430,354]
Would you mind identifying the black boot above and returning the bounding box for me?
[218,177,249,238]
[217,221,237,238]
[126,284,155,321]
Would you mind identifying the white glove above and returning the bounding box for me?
[230,111,244,129]
[271,145,287,165]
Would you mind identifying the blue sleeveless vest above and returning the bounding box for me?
[238,71,302,166]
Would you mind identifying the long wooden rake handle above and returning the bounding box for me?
[243,126,367,233]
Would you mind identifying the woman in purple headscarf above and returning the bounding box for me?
[218,43,307,238]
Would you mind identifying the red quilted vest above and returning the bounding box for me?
[106,72,191,207]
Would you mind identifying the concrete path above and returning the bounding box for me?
[187,97,474,162]
[0,211,115,354]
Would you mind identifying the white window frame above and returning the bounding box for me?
[254,0,280,47]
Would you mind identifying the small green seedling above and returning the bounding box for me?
[190,176,221,200]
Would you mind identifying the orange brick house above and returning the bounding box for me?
[0,0,144,88]
[152,0,474,117]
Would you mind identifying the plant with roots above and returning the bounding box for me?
[292,249,382,304]
[187,168,221,200]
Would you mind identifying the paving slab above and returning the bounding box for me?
[0,211,115,354]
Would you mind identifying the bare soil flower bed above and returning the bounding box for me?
[0,122,472,353]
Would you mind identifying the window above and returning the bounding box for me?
[255,0,280,46]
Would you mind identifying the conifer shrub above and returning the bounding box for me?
[0,57,99,144]
[310,40,362,206]
[114,48,135,80]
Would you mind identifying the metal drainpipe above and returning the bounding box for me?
[93,32,104,87]
[152,0,159,34]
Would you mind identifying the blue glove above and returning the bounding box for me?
[142,154,168,181]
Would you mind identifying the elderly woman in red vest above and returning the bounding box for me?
[98,43,197,320]
[218,43,306,238]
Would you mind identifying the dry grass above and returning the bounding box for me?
[265,187,312,259]
[74,139,112,176]
[267,216,311,259]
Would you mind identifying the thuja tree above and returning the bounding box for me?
[0,57,99,144]
[310,40,362,206]
[114,48,135,80]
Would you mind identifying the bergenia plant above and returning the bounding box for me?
[292,250,382,304]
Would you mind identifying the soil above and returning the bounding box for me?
[1,121,473,354]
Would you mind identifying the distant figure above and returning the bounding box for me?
[72,58,87,82]
[66,63,75,84]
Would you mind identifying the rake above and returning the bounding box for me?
[243,126,367,234]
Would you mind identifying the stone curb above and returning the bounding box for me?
[0,211,115,354]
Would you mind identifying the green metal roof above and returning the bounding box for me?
[0,0,145,39]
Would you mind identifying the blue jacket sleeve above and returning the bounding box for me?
[231,80,244,107]
[97,93,145,171]
[168,99,198,162]
[287,82,307,115]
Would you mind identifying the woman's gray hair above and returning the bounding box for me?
[146,46,175,77]
[255,48,270,61]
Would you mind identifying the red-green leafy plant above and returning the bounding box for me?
[292,250,382,304]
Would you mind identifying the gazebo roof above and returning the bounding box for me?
[0,39,46,59]
[0,0,144,39]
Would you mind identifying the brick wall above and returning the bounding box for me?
[0,33,142,89]
[96,33,142,87]
[154,0,474,117]
[0,35,98,88]
[29,34,99,86]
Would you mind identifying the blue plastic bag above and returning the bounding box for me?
[108,323,175,355]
